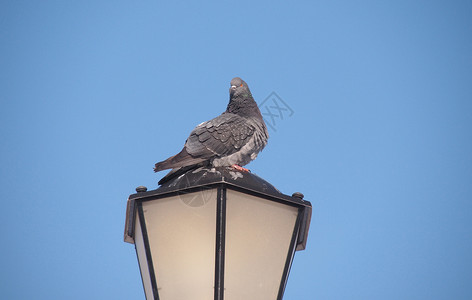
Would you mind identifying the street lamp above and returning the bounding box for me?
[124,167,312,300]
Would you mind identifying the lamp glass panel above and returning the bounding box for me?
[134,214,154,300]
[141,189,217,300]
[224,190,299,300]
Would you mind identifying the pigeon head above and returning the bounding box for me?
[229,77,251,99]
[227,77,263,120]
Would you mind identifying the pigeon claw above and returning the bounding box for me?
[231,164,250,173]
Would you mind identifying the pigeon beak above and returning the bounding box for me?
[230,85,237,96]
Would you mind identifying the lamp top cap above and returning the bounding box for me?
[130,166,310,206]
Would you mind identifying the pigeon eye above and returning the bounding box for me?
[240,84,243,87]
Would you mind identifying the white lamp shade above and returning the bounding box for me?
[224,189,299,300]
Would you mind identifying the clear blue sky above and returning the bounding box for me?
[1,1,471,299]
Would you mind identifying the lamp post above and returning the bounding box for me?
[124,167,312,300]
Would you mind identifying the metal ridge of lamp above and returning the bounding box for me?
[124,166,312,300]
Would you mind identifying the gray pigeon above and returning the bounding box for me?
[154,77,269,183]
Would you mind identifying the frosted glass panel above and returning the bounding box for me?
[135,214,154,300]
[225,190,299,300]
[142,189,217,300]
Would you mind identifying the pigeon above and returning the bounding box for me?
[154,77,269,184]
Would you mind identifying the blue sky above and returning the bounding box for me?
[1,1,471,299]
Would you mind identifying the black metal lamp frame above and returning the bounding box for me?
[124,167,312,300]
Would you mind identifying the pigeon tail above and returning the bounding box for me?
[158,165,202,185]
[154,148,207,172]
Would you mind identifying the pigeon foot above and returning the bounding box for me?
[231,164,250,173]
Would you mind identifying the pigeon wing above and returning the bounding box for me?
[154,113,256,172]
[185,112,255,159]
